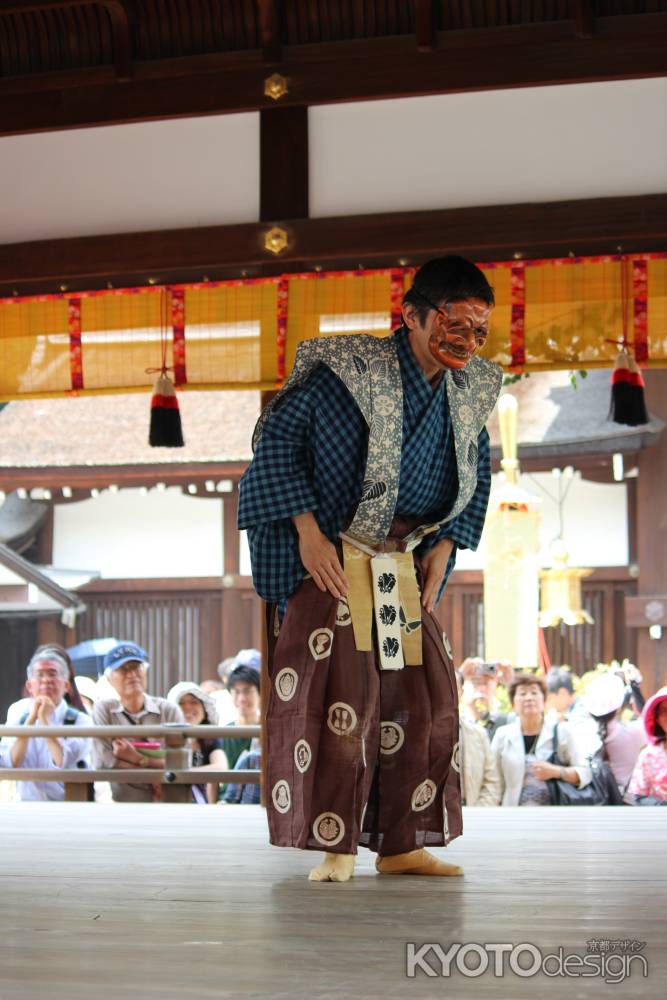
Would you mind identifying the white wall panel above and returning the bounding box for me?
[53,488,223,578]
[1,114,259,243]
[456,473,628,571]
[310,79,667,217]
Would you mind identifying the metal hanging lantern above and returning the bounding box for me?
[539,538,594,627]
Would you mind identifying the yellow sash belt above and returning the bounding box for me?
[341,538,423,668]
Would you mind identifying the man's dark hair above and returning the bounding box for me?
[227,664,260,693]
[402,256,495,326]
[546,667,575,696]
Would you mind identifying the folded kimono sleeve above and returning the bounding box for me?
[416,427,491,605]
[418,427,492,555]
[238,384,319,529]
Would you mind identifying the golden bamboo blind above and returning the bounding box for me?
[0,256,664,401]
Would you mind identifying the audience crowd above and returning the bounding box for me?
[0,641,262,805]
[1,641,665,808]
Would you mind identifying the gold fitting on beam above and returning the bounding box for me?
[264,73,288,101]
[264,225,289,256]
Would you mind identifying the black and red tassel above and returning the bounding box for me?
[609,350,649,427]
[149,372,185,447]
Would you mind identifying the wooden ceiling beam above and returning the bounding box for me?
[0,13,665,135]
[1,193,665,296]
[0,463,247,491]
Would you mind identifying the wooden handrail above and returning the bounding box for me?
[0,722,262,800]
[0,724,260,738]
[0,769,259,784]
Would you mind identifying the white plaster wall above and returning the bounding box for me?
[1,113,259,243]
[239,530,251,577]
[4,78,665,246]
[238,472,627,579]
[50,475,626,581]
[310,78,667,217]
[455,472,628,571]
[53,488,223,578]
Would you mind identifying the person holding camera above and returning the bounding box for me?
[459,658,513,742]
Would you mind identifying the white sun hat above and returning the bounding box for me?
[582,674,626,718]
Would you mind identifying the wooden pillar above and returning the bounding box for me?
[626,478,638,565]
[257,103,309,804]
[37,504,54,563]
[64,782,92,802]
[36,615,75,649]
[260,106,308,222]
[636,370,667,689]
[162,731,191,804]
[602,585,616,664]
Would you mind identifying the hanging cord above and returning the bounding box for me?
[145,288,174,376]
[604,255,633,353]
[526,471,575,541]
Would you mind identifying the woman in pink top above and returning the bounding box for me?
[582,673,647,801]
[628,687,667,806]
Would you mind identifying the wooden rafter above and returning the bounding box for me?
[573,0,595,39]
[1,14,666,135]
[415,0,435,52]
[1,194,666,296]
[0,463,248,492]
[0,0,132,80]
[257,0,282,64]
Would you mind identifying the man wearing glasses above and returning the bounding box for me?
[0,648,91,800]
[239,256,502,881]
[92,641,183,802]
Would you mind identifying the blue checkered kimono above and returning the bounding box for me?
[238,327,491,605]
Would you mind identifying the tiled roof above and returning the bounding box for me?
[0,391,259,468]
[487,369,664,456]
[0,371,661,472]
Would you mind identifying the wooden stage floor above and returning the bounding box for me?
[0,804,663,1000]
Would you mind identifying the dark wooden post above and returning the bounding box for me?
[636,371,667,689]
[256,102,310,805]
[64,781,92,802]
[162,729,191,803]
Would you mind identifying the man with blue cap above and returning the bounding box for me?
[92,641,183,802]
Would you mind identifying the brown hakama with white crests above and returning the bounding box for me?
[265,551,462,857]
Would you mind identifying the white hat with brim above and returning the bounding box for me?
[582,674,626,717]
[73,675,99,704]
[167,681,219,725]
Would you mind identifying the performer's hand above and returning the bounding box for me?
[420,538,454,615]
[293,512,349,600]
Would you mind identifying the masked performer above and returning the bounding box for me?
[239,257,502,882]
